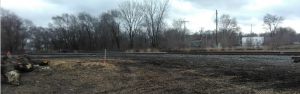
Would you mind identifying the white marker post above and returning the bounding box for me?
[7,51,11,58]
[104,49,106,65]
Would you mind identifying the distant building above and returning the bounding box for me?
[185,34,200,41]
[293,42,300,45]
[186,34,202,47]
[242,37,264,47]
[189,40,202,47]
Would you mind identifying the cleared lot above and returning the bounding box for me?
[1,55,300,93]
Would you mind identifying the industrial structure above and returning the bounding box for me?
[242,37,264,47]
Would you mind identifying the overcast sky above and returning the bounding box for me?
[2,0,300,34]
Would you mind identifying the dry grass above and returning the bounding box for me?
[143,48,160,53]
[254,89,296,94]
[280,51,284,54]
[263,46,269,52]
[182,48,191,52]
[3,57,299,94]
[139,49,145,53]
[289,45,300,52]
[243,46,248,52]
[224,47,229,52]
[125,48,161,53]
[291,48,300,52]
[206,46,212,52]
[152,48,160,52]
[231,47,235,52]
[125,49,135,53]
[205,46,222,52]
[74,50,78,53]
[278,45,300,49]
[146,48,152,52]
[216,46,222,52]
[49,57,125,71]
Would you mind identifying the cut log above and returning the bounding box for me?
[15,56,34,72]
[1,62,20,86]
[1,54,38,86]
[30,59,49,66]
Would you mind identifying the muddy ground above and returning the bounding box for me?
[1,55,300,94]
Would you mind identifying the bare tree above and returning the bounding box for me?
[49,12,100,51]
[143,0,170,48]
[263,13,284,37]
[274,27,296,46]
[101,10,122,50]
[51,13,71,50]
[118,0,144,49]
[219,14,239,37]
[261,27,296,48]
[171,18,187,42]
[31,27,44,50]
[161,19,189,49]
[78,12,97,50]
[20,19,35,51]
[218,14,240,47]
[1,8,28,52]
[135,28,148,49]
[66,14,80,50]
[97,18,111,49]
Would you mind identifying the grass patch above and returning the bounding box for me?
[139,49,144,53]
[123,48,161,53]
[280,51,284,54]
[206,46,212,52]
[263,46,268,52]
[216,46,222,52]
[182,48,191,52]
[231,47,235,52]
[146,48,152,52]
[224,47,229,52]
[125,49,135,53]
[243,46,249,52]
[152,48,160,52]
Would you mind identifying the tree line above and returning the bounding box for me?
[195,13,300,48]
[2,0,189,52]
[2,0,300,53]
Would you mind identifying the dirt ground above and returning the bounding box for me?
[1,55,300,94]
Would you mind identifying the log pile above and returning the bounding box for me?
[1,53,49,86]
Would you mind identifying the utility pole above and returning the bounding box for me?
[216,10,218,47]
[181,20,189,40]
[250,24,252,47]
[181,20,189,32]
[203,28,207,47]
[200,27,204,48]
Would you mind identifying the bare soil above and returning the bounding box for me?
[1,55,300,94]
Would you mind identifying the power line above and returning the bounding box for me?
[203,13,216,31]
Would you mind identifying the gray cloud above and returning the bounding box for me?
[186,0,251,11]
[40,0,120,15]
[3,0,121,27]
[265,0,300,19]
[2,0,300,33]
[181,0,300,32]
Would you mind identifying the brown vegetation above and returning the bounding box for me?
[2,56,300,93]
